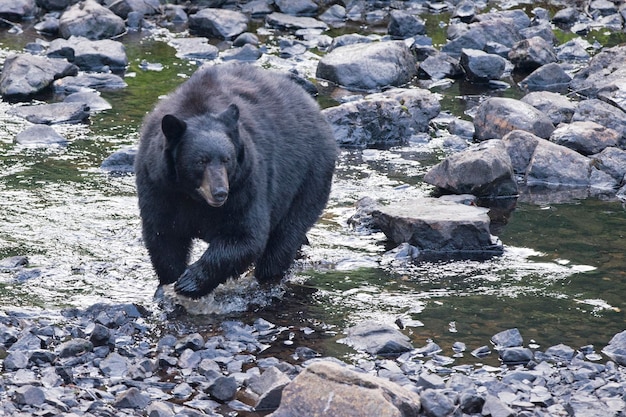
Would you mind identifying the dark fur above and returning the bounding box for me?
[135,63,337,298]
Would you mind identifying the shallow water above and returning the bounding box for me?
[0,20,625,368]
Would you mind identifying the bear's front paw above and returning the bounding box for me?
[174,264,217,299]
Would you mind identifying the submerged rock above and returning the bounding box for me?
[340,321,413,355]
[8,102,90,124]
[14,125,68,146]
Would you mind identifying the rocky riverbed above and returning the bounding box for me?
[0,0,626,416]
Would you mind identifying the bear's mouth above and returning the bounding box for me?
[197,166,229,208]
[197,184,228,207]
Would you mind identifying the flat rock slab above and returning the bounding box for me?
[339,321,413,355]
[8,102,89,124]
[268,361,421,417]
[0,54,78,98]
[371,197,503,260]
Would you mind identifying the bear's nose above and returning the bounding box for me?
[212,188,228,203]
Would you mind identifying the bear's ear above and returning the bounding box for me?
[218,104,239,131]
[161,114,187,147]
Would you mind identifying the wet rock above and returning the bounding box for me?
[101,146,136,174]
[275,0,317,16]
[341,321,412,355]
[327,33,371,52]
[64,91,112,112]
[500,347,533,365]
[552,7,578,25]
[418,52,463,80]
[265,12,327,31]
[319,4,346,24]
[322,87,440,148]
[169,37,219,61]
[56,337,92,358]
[371,197,503,260]
[452,1,476,23]
[8,102,90,124]
[59,0,126,40]
[188,8,248,40]
[442,18,523,56]
[509,36,557,71]
[14,125,67,147]
[424,139,518,197]
[108,0,160,19]
[207,375,238,402]
[460,48,506,82]
[47,36,128,72]
[269,361,421,417]
[13,385,45,406]
[388,10,425,39]
[114,387,151,409]
[0,54,78,98]
[602,330,626,366]
[519,62,572,92]
[221,44,262,62]
[247,366,291,410]
[492,328,523,348]
[570,44,626,102]
[556,38,591,62]
[572,98,626,143]
[316,41,417,91]
[0,0,36,21]
[591,147,626,182]
[520,91,576,125]
[482,395,515,417]
[52,72,127,93]
[473,97,555,140]
[550,121,619,155]
[420,388,455,417]
[0,255,28,270]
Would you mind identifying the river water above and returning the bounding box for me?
[0,17,624,366]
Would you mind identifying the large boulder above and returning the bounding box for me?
[108,0,160,19]
[473,97,555,140]
[520,91,576,125]
[459,48,506,82]
[265,12,328,31]
[322,88,440,148]
[518,62,572,92]
[339,321,412,355]
[370,197,503,259]
[0,54,78,98]
[268,361,421,417]
[316,41,417,91]
[188,8,249,39]
[571,98,626,145]
[424,139,518,197]
[8,102,90,124]
[48,37,127,72]
[442,17,523,56]
[508,36,557,71]
[59,0,126,40]
[570,44,626,105]
[550,121,619,155]
[591,147,626,183]
[0,0,37,21]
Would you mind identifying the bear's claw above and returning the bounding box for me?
[174,265,213,298]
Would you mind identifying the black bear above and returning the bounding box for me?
[135,63,337,298]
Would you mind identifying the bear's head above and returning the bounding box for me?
[161,104,243,208]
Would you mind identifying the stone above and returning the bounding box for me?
[13,385,45,406]
[520,91,576,125]
[552,7,578,25]
[114,387,151,409]
[8,102,89,124]
[188,8,249,40]
[265,12,328,31]
[473,97,555,140]
[341,321,412,355]
[424,139,518,197]
[327,33,371,52]
[371,197,503,259]
[0,0,36,20]
[56,338,93,358]
[52,72,127,93]
[570,45,626,99]
[14,125,67,147]
[387,10,425,39]
[492,328,523,348]
[64,91,112,112]
[602,330,626,366]
[543,343,575,363]
[248,366,291,410]
[556,38,591,62]
[417,52,463,80]
[319,4,346,23]
[316,41,416,91]
[482,395,515,417]
[591,147,626,182]
[59,0,126,40]
[268,361,421,417]
[108,0,160,19]
[47,36,128,72]
[207,375,238,402]
[499,347,533,365]
[420,389,456,417]
[572,99,626,144]
[550,121,619,155]
[221,44,261,62]
[275,0,317,16]
[100,351,129,378]
[147,401,175,417]
[442,18,523,56]
[322,88,440,148]
[452,0,476,22]
[4,351,29,370]
[519,62,572,92]
[0,54,78,98]
[508,36,557,71]
[169,37,219,61]
[460,48,506,82]
[101,146,137,174]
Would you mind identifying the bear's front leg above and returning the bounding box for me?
[174,219,268,298]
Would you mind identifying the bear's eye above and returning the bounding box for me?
[221,156,230,163]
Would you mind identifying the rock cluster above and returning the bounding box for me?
[1,302,626,417]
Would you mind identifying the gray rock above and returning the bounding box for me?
[591,147,626,182]
[163,4,187,24]
[501,130,543,175]
[48,36,128,72]
[372,196,504,259]
[500,347,533,365]
[64,91,112,112]
[34,14,60,35]
[543,343,575,362]
[275,0,317,16]
[248,366,291,410]
[552,7,578,25]
[241,0,272,17]
[319,4,346,23]
[482,395,515,417]
[37,0,71,11]
[556,38,591,62]
[448,118,475,139]
[108,0,160,19]
[59,0,126,40]
[188,8,249,40]
[492,328,523,348]
[550,121,619,155]
[420,389,456,417]
[327,33,371,52]
[572,98,626,143]
[169,37,219,61]
[4,351,29,370]
[519,62,572,92]
[602,330,626,366]
[460,48,506,82]
[570,44,626,100]
[100,351,129,378]
[221,44,261,62]
[56,337,93,358]
[387,10,425,39]
[146,401,175,417]
[8,102,90,124]
[101,146,136,174]
[207,375,238,402]
[14,125,67,146]
[232,32,258,47]
[114,387,151,409]
[452,0,476,22]
[442,18,523,56]
[268,361,421,417]
[473,97,555,140]
[0,54,78,98]
[322,88,440,148]
[13,385,45,406]
[509,36,557,70]
[52,72,127,93]
[341,321,412,355]
[317,41,416,91]
[0,0,36,20]
[424,139,518,197]
[418,52,463,80]
[520,91,576,125]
